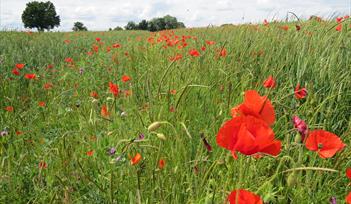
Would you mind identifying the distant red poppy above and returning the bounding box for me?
[101,105,110,118]
[263,19,269,26]
[38,161,47,169]
[159,159,165,169]
[336,24,342,32]
[47,64,54,69]
[305,130,346,158]
[12,68,20,76]
[95,37,101,42]
[16,64,25,69]
[121,75,131,83]
[206,40,215,45]
[346,167,351,180]
[130,153,142,165]
[65,58,73,63]
[201,46,206,51]
[43,83,53,90]
[263,75,276,88]
[189,49,200,57]
[294,84,307,99]
[281,25,289,31]
[228,189,263,204]
[336,17,343,23]
[86,150,94,156]
[231,90,275,126]
[38,101,46,107]
[113,43,121,48]
[347,192,351,204]
[217,115,281,159]
[219,48,227,57]
[25,74,36,79]
[170,89,177,95]
[5,106,14,112]
[90,91,99,99]
[109,82,119,97]
[170,54,183,61]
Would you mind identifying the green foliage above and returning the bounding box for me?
[72,22,88,31]
[0,20,350,203]
[21,1,60,31]
[113,26,123,31]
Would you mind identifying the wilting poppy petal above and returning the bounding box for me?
[228,189,263,204]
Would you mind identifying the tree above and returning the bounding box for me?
[138,19,148,30]
[72,22,88,31]
[124,21,137,30]
[113,26,123,31]
[21,1,60,31]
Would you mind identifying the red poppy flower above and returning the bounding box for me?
[189,49,200,57]
[336,17,343,23]
[109,82,119,97]
[38,101,46,107]
[101,105,110,118]
[281,25,289,31]
[5,106,14,112]
[65,58,73,63]
[219,48,227,57]
[217,115,281,158]
[228,189,263,204]
[12,68,20,76]
[38,161,47,169]
[86,150,94,156]
[16,64,25,69]
[263,75,276,88]
[231,90,275,126]
[305,130,346,158]
[130,153,142,165]
[336,24,342,32]
[47,64,54,69]
[294,84,307,99]
[90,91,99,99]
[159,159,165,169]
[43,83,53,90]
[346,168,351,180]
[95,37,101,42]
[170,89,177,95]
[25,74,36,79]
[201,46,206,51]
[121,75,131,83]
[113,43,121,48]
[170,54,183,61]
[263,19,269,26]
[16,131,23,135]
[347,192,351,204]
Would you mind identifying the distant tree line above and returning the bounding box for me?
[124,15,185,31]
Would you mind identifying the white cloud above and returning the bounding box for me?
[0,0,349,31]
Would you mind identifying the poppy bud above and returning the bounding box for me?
[148,122,161,132]
[156,133,166,140]
[287,172,297,187]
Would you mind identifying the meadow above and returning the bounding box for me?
[0,18,351,203]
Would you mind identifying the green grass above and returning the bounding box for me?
[0,19,351,203]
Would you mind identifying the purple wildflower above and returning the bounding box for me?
[292,115,308,141]
[329,196,336,204]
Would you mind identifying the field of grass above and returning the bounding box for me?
[1,19,351,203]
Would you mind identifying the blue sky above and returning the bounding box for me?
[1,0,350,31]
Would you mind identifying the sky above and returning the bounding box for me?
[0,0,350,31]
